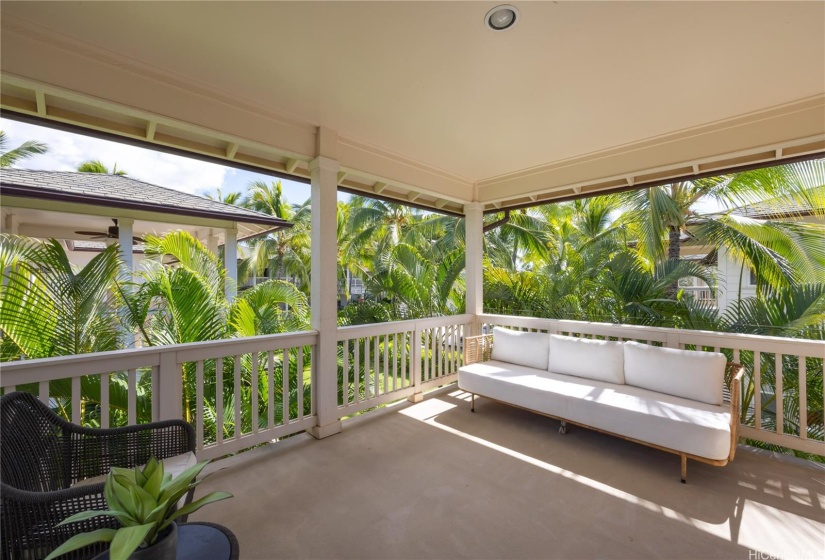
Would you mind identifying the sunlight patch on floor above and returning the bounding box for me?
[399,396,825,559]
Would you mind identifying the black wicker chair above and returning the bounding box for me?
[0,391,196,560]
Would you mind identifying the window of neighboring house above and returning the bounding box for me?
[749,268,758,286]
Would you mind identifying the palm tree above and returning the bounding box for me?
[77,160,127,175]
[618,160,825,297]
[205,188,243,205]
[0,130,48,167]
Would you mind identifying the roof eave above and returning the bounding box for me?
[0,183,293,230]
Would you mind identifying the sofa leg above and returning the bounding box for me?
[471,393,475,413]
[559,421,567,435]
[680,454,687,484]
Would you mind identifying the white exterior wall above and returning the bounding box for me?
[716,214,824,314]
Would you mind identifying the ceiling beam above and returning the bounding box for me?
[145,121,157,141]
[35,91,47,117]
[285,158,300,174]
[373,181,388,194]
[226,142,239,159]
[338,171,348,184]
[407,192,420,202]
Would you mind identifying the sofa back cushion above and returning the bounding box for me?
[623,341,726,405]
[491,327,550,370]
[547,334,625,384]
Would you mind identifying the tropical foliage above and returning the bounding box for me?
[1,148,823,460]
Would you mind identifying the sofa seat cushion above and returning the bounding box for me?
[459,363,731,461]
[560,375,732,461]
[458,360,568,419]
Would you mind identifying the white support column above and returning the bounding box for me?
[224,227,238,301]
[117,218,136,348]
[465,202,484,334]
[308,155,343,439]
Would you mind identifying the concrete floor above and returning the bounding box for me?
[192,387,825,560]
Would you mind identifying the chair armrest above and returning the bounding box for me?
[725,363,745,461]
[464,335,493,365]
[66,420,196,481]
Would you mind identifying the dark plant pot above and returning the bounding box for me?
[94,523,177,560]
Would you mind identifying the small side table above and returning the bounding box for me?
[177,523,239,560]
[93,522,239,560]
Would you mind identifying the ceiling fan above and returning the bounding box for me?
[75,219,145,244]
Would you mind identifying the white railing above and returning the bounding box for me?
[682,286,717,306]
[2,313,821,458]
[0,331,319,460]
[479,313,825,456]
[337,314,473,416]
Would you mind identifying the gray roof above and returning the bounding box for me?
[731,197,824,219]
[0,169,291,229]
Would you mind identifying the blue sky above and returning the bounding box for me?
[1,118,350,205]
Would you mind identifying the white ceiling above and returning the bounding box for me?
[2,1,824,209]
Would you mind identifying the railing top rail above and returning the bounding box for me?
[478,313,825,354]
[337,314,473,340]
[0,330,320,379]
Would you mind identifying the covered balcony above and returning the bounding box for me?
[1,2,824,559]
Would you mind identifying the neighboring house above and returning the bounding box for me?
[0,169,291,300]
[715,199,825,313]
[680,199,825,314]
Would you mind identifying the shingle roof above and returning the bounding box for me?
[731,197,824,219]
[0,169,291,229]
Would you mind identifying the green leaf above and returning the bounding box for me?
[44,528,117,560]
[109,524,154,560]
[56,509,116,526]
[158,461,208,504]
[161,491,233,529]
[143,458,165,500]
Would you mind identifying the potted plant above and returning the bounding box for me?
[45,457,232,560]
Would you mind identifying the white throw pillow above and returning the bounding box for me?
[623,341,726,405]
[547,334,625,384]
[491,327,550,370]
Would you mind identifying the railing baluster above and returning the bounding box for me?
[283,349,290,423]
[401,332,408,388]
[798,357,807,439]
[437,326,443,379]
[268,351,275,429]
[252,353,259,433]
[100,374,109,428]
[196,361,204,450]
[234,355,242,439]
[151,365,160,422]
[38,381,49,406]
[297,346,304,419]
[71,377,81,424]
[354,338,361,402]
[364,336,370,399]
[430,328,437,380]
[373,335,379,398]
[127,369,137,426]
[216,357,224,444]
[423,330,429,381]
[392,333,398,392]
[383,334,389,395]
[775,353,783,435]
[343,339,350,405]
[754,352,762,430]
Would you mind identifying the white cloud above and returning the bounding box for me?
[1,119,227,194]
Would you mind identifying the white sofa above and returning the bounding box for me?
[458,327,743,482]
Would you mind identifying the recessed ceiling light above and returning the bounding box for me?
[485,5,520,32]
